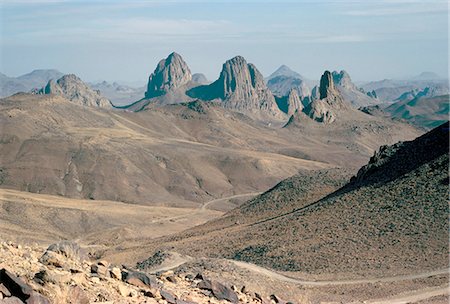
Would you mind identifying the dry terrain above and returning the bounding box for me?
[126,123,449,303]
[0,93,445,304]
[0,93,420,208]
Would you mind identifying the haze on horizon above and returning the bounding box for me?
[0,0,448,84]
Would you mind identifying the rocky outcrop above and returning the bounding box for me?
[38,74,112,108]
[275,89,303,116]
[145,52,192,98]
[351,121,448,184]
[304,71,348,123]
[367,90,377,99]
[332,70,356,91]
[319,70,336,99]
[330,70,380,108]
[287,89,303,116]
[187,56,284,119]
[0,268,51,304]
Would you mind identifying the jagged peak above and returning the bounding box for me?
[319,70,335,99]
[145,52,192,99]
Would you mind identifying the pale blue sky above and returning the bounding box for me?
[0,0,448,83]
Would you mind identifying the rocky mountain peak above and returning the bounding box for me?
[145,52,192,99]
[305,70,348,123]
[332,70,356,90]
[187,55,284,119]
[287,89,303,116]
[319,71,335,99]
[38,74,112,108]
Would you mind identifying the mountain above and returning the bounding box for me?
[123,52,198,111]
[89,81,145,107]
[275,89,303,116]
[0,73,28,98]
[266,65,311,101]
[303,70,349,123]
[17,69,64,89]
[267,75,311,99]
[361,75,449,102]
[331,70,380,108]
[411,71,444,81]
[384,94,449,129]
[145,52,192,99]
[187,56,285,120]
[37,74,112,108]
[143,122,448,279]
[394,86,449,103]
[192,73,209,84]
[266,65,303,81]
[0,69,64,98]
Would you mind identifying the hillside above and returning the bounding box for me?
[384,94,449,129]
[141,122,449,279]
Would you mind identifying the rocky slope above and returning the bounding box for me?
[37,74,112,108]
[187,56,285,120]
[143,122,448,278]
[0,240,272,304]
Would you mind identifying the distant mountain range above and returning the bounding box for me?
[0,69,63,98]
[360,73,449,102]
[2,55,448,127]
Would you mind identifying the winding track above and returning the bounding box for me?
[201,192,263,210]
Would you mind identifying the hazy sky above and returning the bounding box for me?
[0,0,448,84]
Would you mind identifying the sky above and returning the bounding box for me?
[0,0,448,84]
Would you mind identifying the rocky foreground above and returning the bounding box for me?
[0,241,289,304]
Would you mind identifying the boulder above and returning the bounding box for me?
[67,286,89,304]
[0,269,50,304]
[42,241,83,262]
[109,267,122,280]
[123,270,158,289]
[2,296,24,304]
[197,278,238,303]
[160,289,177,304]
[90,263,109,278]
